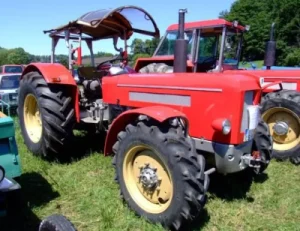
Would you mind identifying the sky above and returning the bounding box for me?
[0,0,236,56]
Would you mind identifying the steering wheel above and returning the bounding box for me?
[198,56,217,65]
[96,55,124,70]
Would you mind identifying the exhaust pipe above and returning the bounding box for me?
[264,22,276,70]
[174,9,188,73]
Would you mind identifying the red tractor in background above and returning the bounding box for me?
[135,16,300,165]
[18,6,272,230]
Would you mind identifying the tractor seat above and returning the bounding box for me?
[77,66,104,80]
[0,111,7,118]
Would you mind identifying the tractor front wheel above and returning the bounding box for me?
[252,120,272,174]
[112,120,209,230]
[18,71,76,159]
[261,90,300,164]
[39,214,76,231]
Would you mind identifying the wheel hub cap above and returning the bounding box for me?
[273,121,289,136]
[123,146,173,214]
[139,164,158,189]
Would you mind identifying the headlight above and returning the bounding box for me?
[212,118,231,135]
[259,77,264,87]
[222,119,231,135]
[0,166,5,183]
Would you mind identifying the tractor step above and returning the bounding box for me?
[204,168,216,175]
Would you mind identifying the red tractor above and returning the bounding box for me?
[18,6,272,230]
[135,16,300,165]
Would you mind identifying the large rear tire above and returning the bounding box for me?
[112,119,209,230]
[18,71,76,159]
[261,90,300,164]
[139,63,173,73]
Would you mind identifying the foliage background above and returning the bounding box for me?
[220,0,300,66]
[0,37,159,68]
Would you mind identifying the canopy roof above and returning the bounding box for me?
[44,5,160,41]
[167,19,246,34]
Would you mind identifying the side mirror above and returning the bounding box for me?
[64,30,70,48]
[225,37,233,52]
[113,36,122,52]
[251,63,257,69]
[71,44,75,60]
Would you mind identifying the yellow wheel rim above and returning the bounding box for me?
[123,145,173,214]
[262,107,300,151]
[23,94,42,143]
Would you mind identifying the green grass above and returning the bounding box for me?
[4,119,300,231]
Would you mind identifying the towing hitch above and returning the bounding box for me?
[240,154,263,169]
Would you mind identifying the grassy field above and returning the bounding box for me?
[239,60,264,69]
[2,118,300,231]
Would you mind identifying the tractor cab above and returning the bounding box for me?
[135,19,250,73]
[43,5,160,81]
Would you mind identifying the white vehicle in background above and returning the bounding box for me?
[0,74,21,113]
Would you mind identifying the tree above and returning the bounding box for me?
[56,54,68,68]
[219,10,229,19]
[132,53,151,65]
[130,38,146,54]
[6,48,30,64]
[284,48,300,66]
[130,37,159,56]
[221,0,300,65]
[0,48,9,65]
[0,36,161,68]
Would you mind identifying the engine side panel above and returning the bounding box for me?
[102,72,261,145]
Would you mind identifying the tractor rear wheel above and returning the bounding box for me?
[261,90,300,164]
[18,71,76,159]
[139,63,173,73]
[112,120,209,230]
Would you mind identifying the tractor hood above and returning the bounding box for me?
[44,5,160,40]
[103,71,262,100]
[226,69,300,78]
[226,69,300,83]
[102,72,262,145]
[225,69,300,91]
